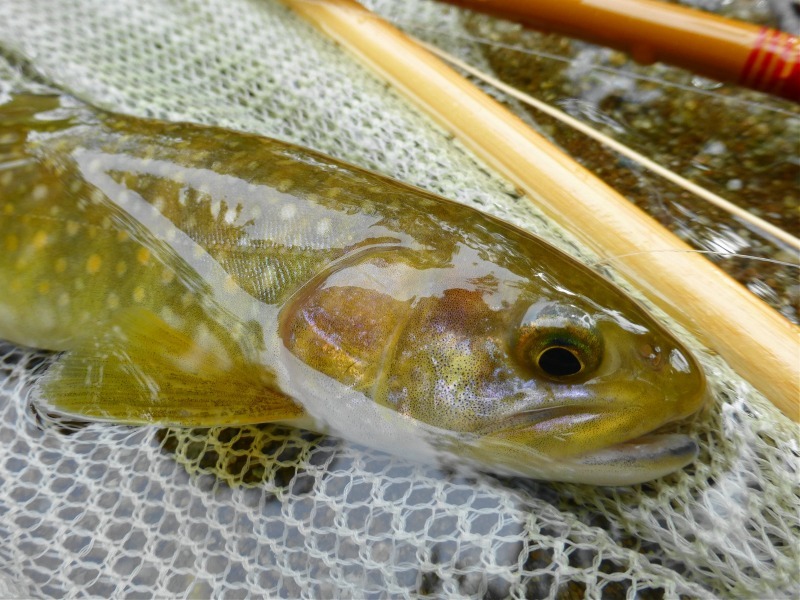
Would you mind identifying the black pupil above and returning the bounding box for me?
[538,347,582,377]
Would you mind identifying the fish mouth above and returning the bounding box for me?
[561,432,699,486]
[478,403,700,485]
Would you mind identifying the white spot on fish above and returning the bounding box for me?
[316,218,331,236]
[160,308,182,329]
[223,207,237,225]
[88,158,104,174]
[280,204,296,220]
[32,184,49,201]
[111,325,128,343]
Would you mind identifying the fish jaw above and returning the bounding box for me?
[561,433,699,486]
[464,373,708,484]
[471,430,699,485]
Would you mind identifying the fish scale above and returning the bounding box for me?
[0,94,348,348]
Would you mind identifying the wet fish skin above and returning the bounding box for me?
[0,93,706,484]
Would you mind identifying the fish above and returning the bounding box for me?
[0,92,706,485]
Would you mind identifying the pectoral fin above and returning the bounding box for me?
[36,308,304,426]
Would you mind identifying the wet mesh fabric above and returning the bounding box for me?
[0,0,797,598]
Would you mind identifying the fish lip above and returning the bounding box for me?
[481,402,698,457]
[540,432,699,485]
[483,375,707,441]
[573,432,699,465]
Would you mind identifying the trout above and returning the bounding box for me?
[0,93,706,485]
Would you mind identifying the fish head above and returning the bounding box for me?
[281,234,706,485]
[379,262,707,485]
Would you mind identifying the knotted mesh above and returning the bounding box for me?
[0,0,797,598]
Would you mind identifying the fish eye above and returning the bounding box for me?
[515,303,602,381]
[535,345,584,377]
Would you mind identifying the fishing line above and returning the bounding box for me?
[293,3,800,251]
[590,249,799,327]
[416,39,800,253]
[379,15,799,115]
[293,0,798,112]
[590,249,800,269]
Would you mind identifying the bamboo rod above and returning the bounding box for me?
[282,0,800,422]
[437,0,800,103]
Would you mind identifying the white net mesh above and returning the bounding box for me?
[0,0,797,598]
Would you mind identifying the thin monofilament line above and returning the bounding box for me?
[417,40,800,253]
[589,249,800,269]
[311,0,797,115]
[401,26,798,116]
